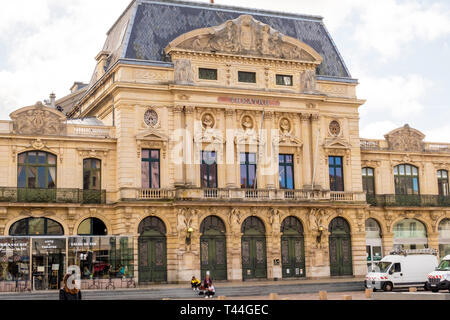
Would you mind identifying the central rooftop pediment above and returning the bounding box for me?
[165,15,323,64]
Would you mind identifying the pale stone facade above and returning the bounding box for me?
[0,1,448,289]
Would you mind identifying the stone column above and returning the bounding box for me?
[383,232,394,256]
[428,232,440,252]
[173,106,185,187]
[225,110,237,188]
[300,114,312,189]
[185,106,195,187]
[263,111,276,189]
[352,231,369,276]
[311,113,321,189]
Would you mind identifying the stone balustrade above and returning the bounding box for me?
[135,188,366,203]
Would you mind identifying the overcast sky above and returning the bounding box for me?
[0,0,449,142]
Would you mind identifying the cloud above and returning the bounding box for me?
[352,0,450,60]
[360,120,399,139]
[358,73,433,119]
[0,0,130,119]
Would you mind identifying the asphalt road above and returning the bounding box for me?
[0,281,365,300]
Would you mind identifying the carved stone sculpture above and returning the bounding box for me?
[10,102,66,136]
[384,124,425,152]
[300,69,317,93]
[168,15,318,63]
[174,59,194,84]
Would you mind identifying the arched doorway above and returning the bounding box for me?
[138,217,167,283]
[200,216,227,281]
[366,218,383,272]
[241,217,267,280]
[281,217,305,278]
[329,217,353,276]
[438,219,450,259]
[393,219,428,251]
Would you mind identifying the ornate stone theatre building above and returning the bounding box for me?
[0,0,448,291]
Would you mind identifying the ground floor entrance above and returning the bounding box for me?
[138,237,167,283]
[329,218,353,277]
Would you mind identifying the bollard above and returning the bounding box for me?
[365,288,373,299]
[318,291,328,300]
[342,295,352,300]
[218,296,227,300]
[163,298,171,300]
[269,293,279,300]
[409,287,417,293]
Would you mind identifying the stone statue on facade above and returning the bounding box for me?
[174,59,194,84]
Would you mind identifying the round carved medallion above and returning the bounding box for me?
[202,113,215,130]
[144,109,159,127]
[280,118,291,134]
[242,116,254,131]
[329,120,341,136]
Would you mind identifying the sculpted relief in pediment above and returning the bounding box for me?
[10,102,66,136]
[384,124,425,152]
[166,15,323,63]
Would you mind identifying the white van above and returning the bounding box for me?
[426,255,450,293]
[365,249,438,292]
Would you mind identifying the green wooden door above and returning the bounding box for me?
[138,236,167,283]
[200,236,227,280]
[329,217,353,276]
[200,216,228,281]
[281,236,305,278]
[242,236,267,279]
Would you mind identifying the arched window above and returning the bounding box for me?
[366,218,383,270]
[18,151,56,189]
[9,218,63,236]
[394,164,419,195]
[362,168,375,196]
[393,219,427,250]
[77,218,107,235]
[437,170,449,196]
[83,159,101,190]
[439,219,450,259]
[138,216,166,237]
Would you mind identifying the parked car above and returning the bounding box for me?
[426,255,450,293]
[365,249,438,292]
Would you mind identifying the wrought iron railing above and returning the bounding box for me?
[368,194,450,207]
[0,188,106,204]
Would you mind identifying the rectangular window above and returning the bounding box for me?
[276,74,293,86]
[240,153,257,189]
[362,168,375,196]
[142,149,160,189]
[329,156,344,191]
[199,68,218,80]
[238,71,256,83]
[279,154,294,189]
[201,151,218,188]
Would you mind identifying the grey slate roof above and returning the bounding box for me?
[92,0,353,87]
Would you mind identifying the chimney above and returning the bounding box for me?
[49,93,56,108]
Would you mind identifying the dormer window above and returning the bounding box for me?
[199,68,218,80]
[276,74,293,86]
[238,71,256,83]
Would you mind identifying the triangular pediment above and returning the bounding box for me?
[323,137,351,149]
[165,15,323,64]
[136,129,169,142]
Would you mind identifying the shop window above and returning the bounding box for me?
[362,167,375,196]
[439,219,450,259]
[279,154,294,189]
[393,219,428,251]
[238,71,256,83]
[142,149,160,189]
[437,170,449,196]
[329,156,344,191]
[276,74,293,86]
[18,151,56,189]
[199,68,218,80]
[240,153,257,188]
[394,164,419,195]
[9,218,64,236]
[201,151,217,188]
[0,238,30,282]
[78,218,107,236]
[68,236,134,280]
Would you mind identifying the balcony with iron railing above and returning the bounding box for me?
[0,188,106,204]
[367,194,450,207]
